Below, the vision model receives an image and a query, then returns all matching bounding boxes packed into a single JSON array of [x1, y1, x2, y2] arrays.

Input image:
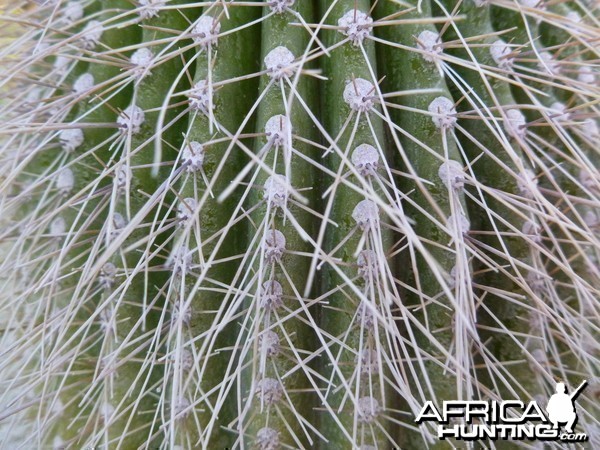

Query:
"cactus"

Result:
[[0, 0, 598, 448]]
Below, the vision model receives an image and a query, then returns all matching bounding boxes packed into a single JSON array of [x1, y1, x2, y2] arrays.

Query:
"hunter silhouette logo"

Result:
[[415, 380, 589, 442], [546, 380, 586, 434]]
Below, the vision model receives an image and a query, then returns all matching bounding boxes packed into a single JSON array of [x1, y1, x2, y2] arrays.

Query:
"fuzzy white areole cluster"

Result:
[[173, 396, 191, 419], [438, 160, 465, 191], [566, 11, 582, 24], [110, 212, 127, 239], [192, 15, 220, 48], [357, 396, 381, 423], [188, 80, 212, 113], [256, 427, 280, 450], [264, 46, 296, 80], [73, 73, 94, 95], [172, 300, 192, 326], [581, 118, 599, 137], [417, 30, 443, 62], [356, 301, 376, 331], [527, 309, 544, 334], [357, 348, 379, 375], [584, 211, 599, 229], [264, 174, 290, 209], [262, 229, 286, 263], [169, 245, 193, 275], [503, 108, 527, 139], [118, 105, 145, 134], [357, 249, 378, 282], [49, 216, 66, 237], [352, 199, 379, 231], [259, 330, 280, 357], [448, 264, 459, 290], [352, 144, 379, 177], [527, 348, 549, 374], [538, 51, 560, 75], [100, 402, 115, 423], [22, 89, 42, 114], [428, 97, 457, 130], [265, 114, 291, 146], [519, 0, 542, 8], [52, 436, 65, 450], [260, 280, 284, 312], [177, 198, 197, 225], [80, 20, 104, 50], [181, 141, 205, 173], [577, 65, 595, 84], [517, 168, 539, 199], [255, 378, 283, 405], [56, 168, 74, 195], [137, 0, 166, 20], [115, 165, 132, 192], [548, 102, 570, 122], [53, 55, 70, 73], [579, 168, 598, 192], [490, 39, 515, 70], [59, 128, 84, 153], [98, 262, 117, 289], [130, 48, 154, 79], [178, 348, 194, 373], [522, 220, 542, 244], [337, 9, 373, 46], [268, 0, 294, 14], [446, 212, 470, 237], [64, 1, 84, 23], [343, 78, 376, 112]]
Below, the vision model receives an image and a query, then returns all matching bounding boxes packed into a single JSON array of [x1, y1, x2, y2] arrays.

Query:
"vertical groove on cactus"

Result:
[[1, 0, 598, 448]]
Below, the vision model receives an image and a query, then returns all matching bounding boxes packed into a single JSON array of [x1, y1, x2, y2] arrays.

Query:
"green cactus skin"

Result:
[[107, 3, 203, 447], [26, 2, 142, 447], [374, 0, 475, 447], [0, 0, 598, 449], [236, 1, 321, 448], [172, 3, 261, 448], [432, 7, 555, 434], [316, 0, 403, 446]]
